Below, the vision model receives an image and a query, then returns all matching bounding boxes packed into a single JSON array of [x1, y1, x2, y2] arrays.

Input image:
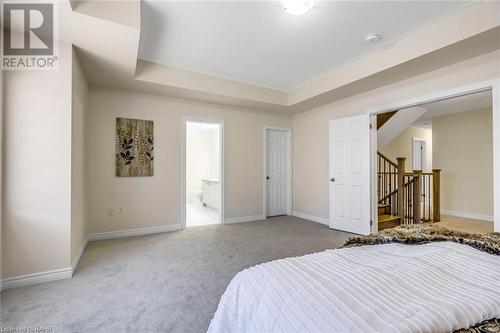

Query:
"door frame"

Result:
[[412, 137, 427, 171], [367, 78, 500, 233], [181, 117, 225, 229], [263, 126, 292, 218]]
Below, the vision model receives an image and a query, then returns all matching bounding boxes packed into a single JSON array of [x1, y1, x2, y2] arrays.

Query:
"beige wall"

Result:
[[87, 88, 291, 234], [433, 108, 493, 217], [71, 48, 89, 268], [292, 50, 500, 220], [3, 43, 73, 278], [1, 66, 3, 281], [380, 126, 432, 171]]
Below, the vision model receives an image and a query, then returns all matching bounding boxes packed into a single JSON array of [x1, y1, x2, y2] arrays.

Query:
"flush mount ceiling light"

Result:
[[283, 0, 314, 15], [365, 33, 381, 45]]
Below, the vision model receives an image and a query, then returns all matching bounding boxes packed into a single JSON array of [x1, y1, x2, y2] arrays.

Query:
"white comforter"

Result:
[[208, 242, 500, 333]]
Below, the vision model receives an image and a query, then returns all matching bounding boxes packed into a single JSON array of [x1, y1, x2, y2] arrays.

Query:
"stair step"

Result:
[[378, 204, 390, 215], [378, 214, 400, 230]]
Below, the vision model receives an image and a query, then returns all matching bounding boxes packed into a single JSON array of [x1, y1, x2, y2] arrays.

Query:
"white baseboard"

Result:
[[1, 267, 72, 291], [88, 224, 183, 241], [441, 210, 493, 222], [293, 211, 329, 225], [72, 238, 88, 275], [224, 215, 265, 224]]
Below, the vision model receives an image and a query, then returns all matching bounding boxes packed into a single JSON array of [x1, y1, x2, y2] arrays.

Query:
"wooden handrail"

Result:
[[378, 176, 415, 203], [377, 151, 398, 168], [377, 151, 441, 225]]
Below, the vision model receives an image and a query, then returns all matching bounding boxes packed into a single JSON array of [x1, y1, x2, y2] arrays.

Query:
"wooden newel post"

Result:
[[413, 170, 422, 224], [397, 158, 406, 222], [432, 169, 441, 222]]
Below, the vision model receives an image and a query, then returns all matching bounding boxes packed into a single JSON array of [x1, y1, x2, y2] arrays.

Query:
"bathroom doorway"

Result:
[[182, 119, 224, 227]]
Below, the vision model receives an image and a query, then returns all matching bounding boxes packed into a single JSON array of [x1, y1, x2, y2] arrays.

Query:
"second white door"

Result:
[[412, 139, 426, 170], [267, 129, 288, 217]]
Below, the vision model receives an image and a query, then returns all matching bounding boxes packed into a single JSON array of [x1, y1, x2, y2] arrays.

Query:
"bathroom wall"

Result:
[[186, 125, 220, 195]]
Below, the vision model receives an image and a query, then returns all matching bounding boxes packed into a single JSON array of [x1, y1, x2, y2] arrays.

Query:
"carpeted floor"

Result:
[[1, 216, 352, 333]]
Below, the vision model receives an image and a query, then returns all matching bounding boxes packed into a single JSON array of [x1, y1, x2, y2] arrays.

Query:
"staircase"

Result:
[[377, 152, 441, 231], [378, 203, 400, 230]]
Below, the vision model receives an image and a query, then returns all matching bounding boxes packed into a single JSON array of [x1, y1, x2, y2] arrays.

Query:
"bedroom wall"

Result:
[[87, 88, 291, 234], [379, 126, 433, 172], [292, 49, 500, 221], [2, 42, 73, 279], [433, 108, 493, 219], [0, 67, 3, 283], [71, 48, 89, 269]]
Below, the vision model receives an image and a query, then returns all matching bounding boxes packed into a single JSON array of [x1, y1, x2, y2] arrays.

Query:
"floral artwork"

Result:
[[115, 118, 154, 177]]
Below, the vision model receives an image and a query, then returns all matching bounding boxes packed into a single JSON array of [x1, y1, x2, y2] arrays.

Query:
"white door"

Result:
[[412, 139, 426, 170], [329, 115, 371, 235], [267, 129, 288, 217]]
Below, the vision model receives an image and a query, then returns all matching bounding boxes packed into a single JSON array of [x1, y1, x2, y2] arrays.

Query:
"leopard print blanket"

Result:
[[343, 224, 499, 255]]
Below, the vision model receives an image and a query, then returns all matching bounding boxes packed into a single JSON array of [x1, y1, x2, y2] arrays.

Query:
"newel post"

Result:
[[397, 158, 406, 223], [413, 170, 422, 224], [432, 169, 441, 222]]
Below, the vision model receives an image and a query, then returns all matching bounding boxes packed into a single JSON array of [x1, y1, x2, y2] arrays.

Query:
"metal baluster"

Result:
[[388, 165, 392, 211]]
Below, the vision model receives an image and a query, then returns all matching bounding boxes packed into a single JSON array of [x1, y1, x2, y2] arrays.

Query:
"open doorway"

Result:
[[375, 89, 495, 234], [183, 119, 223, 227]]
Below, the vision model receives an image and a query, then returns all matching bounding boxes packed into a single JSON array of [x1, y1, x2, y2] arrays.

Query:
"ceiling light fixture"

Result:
[[365, 33, 381, 45], [283, 0, 314, 15]]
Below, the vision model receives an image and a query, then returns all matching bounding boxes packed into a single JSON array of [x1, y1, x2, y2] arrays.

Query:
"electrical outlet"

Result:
[[118, 208, 123, 215], [107, 209, 115, 217]]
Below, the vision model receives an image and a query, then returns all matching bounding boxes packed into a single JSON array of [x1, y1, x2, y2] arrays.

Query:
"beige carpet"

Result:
[[433, 214, 494, 234], [1, 216, 353, 333]]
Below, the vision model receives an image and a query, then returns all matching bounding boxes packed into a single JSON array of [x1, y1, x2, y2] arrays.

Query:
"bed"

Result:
[[208, 226, 500, 333]]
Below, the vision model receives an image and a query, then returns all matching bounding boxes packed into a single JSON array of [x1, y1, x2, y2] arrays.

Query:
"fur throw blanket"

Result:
[[343, 225, 500, 332], [343, 224, 499, 255]]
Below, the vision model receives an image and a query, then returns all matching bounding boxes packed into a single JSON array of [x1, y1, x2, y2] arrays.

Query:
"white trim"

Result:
[[368, 78, 500, 234], [263, 126, 293, 218], [181, 117, 225, 228], [369, 115, 379, 234], [441, 210, 494, 222], [492, 84, 500, 232], [224, 215, 265, 224], [293, 211, 329, 225], [71, 238, 88, 275], [366, 79, 500, 115], [88, 224, 182, 241], [1, 267, 72, 290]]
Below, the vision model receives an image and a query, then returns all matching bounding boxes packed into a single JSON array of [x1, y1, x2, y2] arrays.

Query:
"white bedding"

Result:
[[208, 242, 500, 333]]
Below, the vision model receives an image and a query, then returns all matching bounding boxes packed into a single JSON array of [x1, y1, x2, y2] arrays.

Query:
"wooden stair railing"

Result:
[[377, 152, 441, 225], [377, 152, 399, 216]]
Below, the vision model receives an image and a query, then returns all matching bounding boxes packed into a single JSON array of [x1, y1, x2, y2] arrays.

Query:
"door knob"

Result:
[[330, 178, 335, 182], [266, 176, 270, 180]]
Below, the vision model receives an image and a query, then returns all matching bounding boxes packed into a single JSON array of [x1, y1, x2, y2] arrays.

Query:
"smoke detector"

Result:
[[283, 1, 314, 15], [365, 33, 381, 45]]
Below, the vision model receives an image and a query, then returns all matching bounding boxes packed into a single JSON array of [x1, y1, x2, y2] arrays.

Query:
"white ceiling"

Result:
[[412, 90, 492, 129], [139, 1, 474, 91]]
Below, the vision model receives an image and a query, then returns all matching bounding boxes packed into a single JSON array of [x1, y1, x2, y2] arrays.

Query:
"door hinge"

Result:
[[369, 124, 373, 129], [370, 220, 373, 226]]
